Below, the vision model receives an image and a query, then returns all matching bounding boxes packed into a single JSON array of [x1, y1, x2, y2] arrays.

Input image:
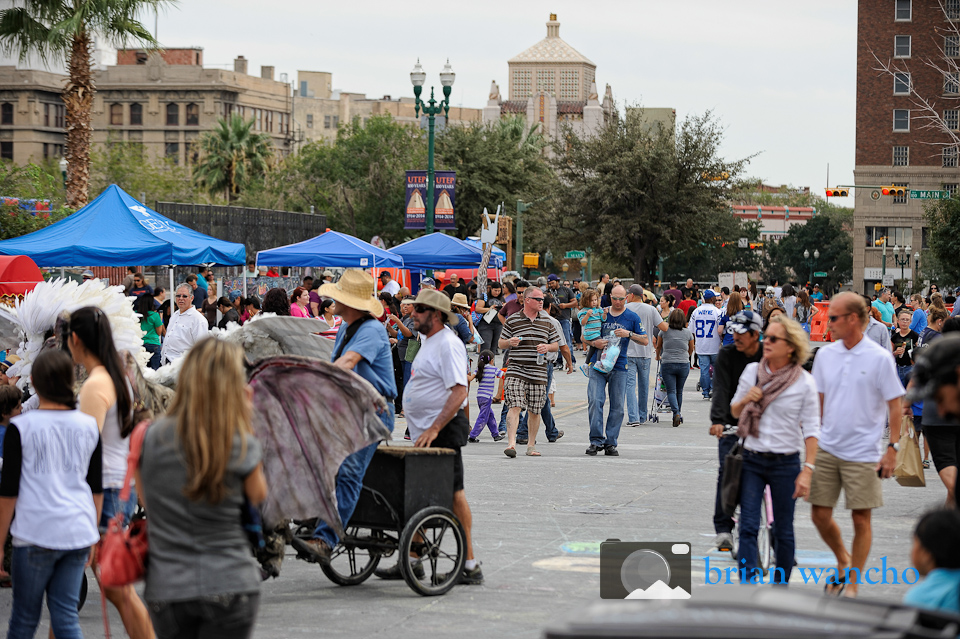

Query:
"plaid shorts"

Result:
[[504, 376, 547, 412]]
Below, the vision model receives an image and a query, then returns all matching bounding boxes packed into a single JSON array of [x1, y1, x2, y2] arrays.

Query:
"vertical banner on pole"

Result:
[[404, 170, 456, 230]]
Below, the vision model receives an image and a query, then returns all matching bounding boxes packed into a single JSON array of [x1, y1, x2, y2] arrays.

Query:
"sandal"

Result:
[[824, 574, 847, 597], [526, 447, 541, 457], [922, 459, 930, 469], [504, 447, 517, 458]]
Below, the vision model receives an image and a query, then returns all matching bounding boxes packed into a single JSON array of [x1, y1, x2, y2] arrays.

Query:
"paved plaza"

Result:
[[2, 362, 945, 638]]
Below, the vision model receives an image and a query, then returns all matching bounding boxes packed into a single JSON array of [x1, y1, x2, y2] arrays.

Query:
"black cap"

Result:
[[907, 334, 960, 403]]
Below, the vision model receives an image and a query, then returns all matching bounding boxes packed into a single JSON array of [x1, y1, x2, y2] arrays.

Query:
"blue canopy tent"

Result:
[[390, 233, 503, 270], [461, 236, 506, 263], [256, 230, 404, 269], [0, 184, 245, 266]]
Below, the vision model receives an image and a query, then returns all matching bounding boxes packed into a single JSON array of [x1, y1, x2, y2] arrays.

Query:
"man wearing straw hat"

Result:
[[292, 269, 397, 565], [374, 288, 482, 584]]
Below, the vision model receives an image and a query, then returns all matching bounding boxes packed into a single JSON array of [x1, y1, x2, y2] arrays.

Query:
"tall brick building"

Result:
[[854, 0, 960, 293]]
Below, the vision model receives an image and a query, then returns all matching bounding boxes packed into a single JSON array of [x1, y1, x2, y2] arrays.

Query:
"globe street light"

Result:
[[893, 244, 912, 282], [803, 249, 820, 285], [410, 59, 455, 234]]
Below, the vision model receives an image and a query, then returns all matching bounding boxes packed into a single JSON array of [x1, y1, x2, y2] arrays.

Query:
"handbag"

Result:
[[894, 415, 926, 487], [97, 420, 150, 588], [720, 440, 744, 517]]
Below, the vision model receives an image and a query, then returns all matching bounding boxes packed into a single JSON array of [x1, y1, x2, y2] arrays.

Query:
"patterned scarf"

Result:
[[737, 358, 803, 439]]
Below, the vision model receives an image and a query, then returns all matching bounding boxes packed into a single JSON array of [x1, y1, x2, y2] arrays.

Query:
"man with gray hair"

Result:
[[161, 283, 209, 364], [625, 284, 668, 426]]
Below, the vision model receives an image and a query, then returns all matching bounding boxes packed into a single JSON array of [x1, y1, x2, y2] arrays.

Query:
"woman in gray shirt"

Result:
[[656, 309, 695, 427], [138, 338, 268, 639]]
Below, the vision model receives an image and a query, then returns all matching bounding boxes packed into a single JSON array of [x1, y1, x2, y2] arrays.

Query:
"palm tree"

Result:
[[193, 114, 273, 202], [0, 0, 171, 209]]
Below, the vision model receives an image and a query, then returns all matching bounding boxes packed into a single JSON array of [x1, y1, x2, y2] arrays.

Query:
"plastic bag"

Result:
[[592, 328, 621, 374]]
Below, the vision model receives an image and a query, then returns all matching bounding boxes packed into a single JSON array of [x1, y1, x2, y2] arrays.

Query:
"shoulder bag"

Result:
[[720, 439, 744, 517]]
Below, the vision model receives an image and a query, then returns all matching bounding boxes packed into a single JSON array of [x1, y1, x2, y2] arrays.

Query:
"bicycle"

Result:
[[730, 484, 774, 575]]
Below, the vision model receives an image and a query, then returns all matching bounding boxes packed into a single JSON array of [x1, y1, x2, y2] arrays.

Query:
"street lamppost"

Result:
[[579, 256, 587, 282], [410, 59, 455, 235], [803, 249, 820, 285], [892, 244, 912, 282], [58, 156, 67, 189], [914, 251, 920, 289]]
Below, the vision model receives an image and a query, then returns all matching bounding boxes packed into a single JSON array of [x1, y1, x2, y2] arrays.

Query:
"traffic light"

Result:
[[881, 186, 905, 197], [824, 188, 849, 197], [700, 171, 730, 181], [748, 242, 764, 250]]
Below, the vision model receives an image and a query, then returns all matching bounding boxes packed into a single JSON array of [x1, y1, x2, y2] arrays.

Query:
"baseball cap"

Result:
[[727, 310, 762, 334], [81, 269, 96, 280], [703, 289, 717, 300], [906, 334, 960, 403], [322, 270, 335, 278], [547, 274, 560, 282], [420, 277, 436, 287], [628, 284, 644, 297]]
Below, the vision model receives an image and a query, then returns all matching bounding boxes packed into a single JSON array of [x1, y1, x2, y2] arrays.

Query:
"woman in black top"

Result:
[[891, 309, 920, 388]]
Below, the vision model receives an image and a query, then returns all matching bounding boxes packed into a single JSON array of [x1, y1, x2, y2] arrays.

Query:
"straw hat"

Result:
[[317, 269, 384, 316], [413, 289, 459, 326], [450, 293, 471, 310]]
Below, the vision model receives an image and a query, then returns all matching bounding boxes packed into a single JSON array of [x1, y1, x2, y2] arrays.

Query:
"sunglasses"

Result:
[[611, 296, 626, 301], [413, 304, 437, 314], [175, 294, 191, 299], [527, 297, 544, 302], [765, 335, 787, 345], [828, 312, 852, 322]]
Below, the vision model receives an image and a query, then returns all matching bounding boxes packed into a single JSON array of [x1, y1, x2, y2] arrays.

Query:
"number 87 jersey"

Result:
[[690, 304, 722, 356]]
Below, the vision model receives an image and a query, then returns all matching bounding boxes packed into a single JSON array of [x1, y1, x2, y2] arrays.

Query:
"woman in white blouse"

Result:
[[730, 314, 820, 585]]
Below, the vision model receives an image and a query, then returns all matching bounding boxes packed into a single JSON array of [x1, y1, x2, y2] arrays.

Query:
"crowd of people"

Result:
[[0, 264, 958, 638]]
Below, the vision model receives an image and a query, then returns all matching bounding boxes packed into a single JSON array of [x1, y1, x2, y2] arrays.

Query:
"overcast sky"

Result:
[[147, 1, 857, 204]]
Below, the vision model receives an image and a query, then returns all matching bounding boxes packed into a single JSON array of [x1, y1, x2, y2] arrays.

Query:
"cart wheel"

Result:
[[399, 507, 466, 596], [319, 527, 382, 586], [730, 505, 740, 562], [77, 572, 87, 611]]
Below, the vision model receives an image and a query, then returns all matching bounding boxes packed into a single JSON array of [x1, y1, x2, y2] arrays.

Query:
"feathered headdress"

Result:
[[0, 278, 147, 389]]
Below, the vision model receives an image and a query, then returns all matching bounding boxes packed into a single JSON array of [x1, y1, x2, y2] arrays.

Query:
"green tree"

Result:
[[0, 0, 172, 209], [544, 107, 752, 283], [436, 116, 550, 237], [763, 210, 853, 292], [0, 161, 72, 239], [193, 115, 273, 202], [663, 217, 764, 282], [923, 197, 960, 284], [90, 142, 200, 205]]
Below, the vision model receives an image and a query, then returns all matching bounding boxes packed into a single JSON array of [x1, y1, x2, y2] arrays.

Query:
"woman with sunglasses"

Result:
[[730, 315, 819, 584]]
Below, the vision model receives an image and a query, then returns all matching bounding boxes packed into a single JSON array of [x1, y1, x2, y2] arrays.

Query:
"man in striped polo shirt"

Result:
[[499, 287, 560, 458]]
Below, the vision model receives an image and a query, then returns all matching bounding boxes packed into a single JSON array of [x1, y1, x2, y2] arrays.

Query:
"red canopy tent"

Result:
[[0, 255, 43, 297]]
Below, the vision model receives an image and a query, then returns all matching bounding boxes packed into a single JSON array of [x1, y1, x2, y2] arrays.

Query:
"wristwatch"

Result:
[[803, 462, 816, 471], [888, 442, 900, 452]]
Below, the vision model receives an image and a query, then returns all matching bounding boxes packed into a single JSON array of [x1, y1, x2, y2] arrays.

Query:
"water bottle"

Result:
[[537, 350, 545, 365]]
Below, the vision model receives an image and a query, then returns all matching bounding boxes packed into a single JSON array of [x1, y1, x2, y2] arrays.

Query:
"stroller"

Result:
[[648, 360, 673, 423]]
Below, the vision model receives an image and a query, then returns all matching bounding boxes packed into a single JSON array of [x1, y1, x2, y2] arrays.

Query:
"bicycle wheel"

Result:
[[757, 494, 772, 574], [729, 505, 740, 562], [399, 507, 466, 596], [319, 527, 383, 586]]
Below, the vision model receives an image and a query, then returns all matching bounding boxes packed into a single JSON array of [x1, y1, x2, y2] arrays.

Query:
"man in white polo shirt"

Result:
[[809, 292, 904, 598]]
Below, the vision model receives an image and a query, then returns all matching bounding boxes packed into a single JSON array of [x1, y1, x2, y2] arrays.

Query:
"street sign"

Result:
[[909, 190, 949, 200], [882, 274, 895, 286], [564, 250, 586, 259], [813, 271, 828, 278], [737, 237, 748, 249]]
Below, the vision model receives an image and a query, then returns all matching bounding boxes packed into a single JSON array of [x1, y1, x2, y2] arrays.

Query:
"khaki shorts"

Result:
[[808, 447, 883, 510], [504, 376, 547, 413]]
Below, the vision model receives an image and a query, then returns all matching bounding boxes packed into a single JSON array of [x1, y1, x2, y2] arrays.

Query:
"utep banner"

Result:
[[404, 170, 456, 230]]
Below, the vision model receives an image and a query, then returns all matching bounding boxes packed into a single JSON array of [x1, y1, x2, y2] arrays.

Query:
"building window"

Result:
[[185, 103, 199, 126], [164, 142, 179, 164], [55, 104, 64, 128], [166, 103, 179, 126], [332, 115, 339, 128], [893, 109, 910, 131], [109, 103, 122, 126], [944, 146, 958, 167], [306, 114, 313, 128], [129, 102, 142, 126], [43, 103, 49, 126], [560, 69, 579, 100], [265, 110, 273, 133], [946, 73, 960, 94], [0, 141, 12, 160], [512, 68, 532, 99], [948, 36, 960, 57], [893, 182, 908, 204], [185, 141, 198, 164], [894, 72, 910, 94], [895, 35, 912, 57], [324, 115, 331, 129], [0, 103, 12, 125], [536, 69, 555, 95], [944, 183, 959, 198], [948, 0, 960, 19], [893, 145, 909, 165], [947, 109, 959, 130], [866, 226, 913, 247], [896, 0, 911, 20]]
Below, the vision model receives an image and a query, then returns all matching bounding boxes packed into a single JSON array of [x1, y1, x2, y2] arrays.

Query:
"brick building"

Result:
[[853, 0, 960, 293]]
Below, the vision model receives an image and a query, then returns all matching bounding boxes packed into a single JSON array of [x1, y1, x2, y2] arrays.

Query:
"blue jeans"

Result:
[[738, 450, 801, 584], [587, 366, 627, 447], [517, 362, 558, 441], [661, 362, 690, 416], [313, 405, 394, 547], [100, 486, 139, 532], [144, 343, 161, 370], [625, 356, 651, 423], [559, 319, 575, 364], [698, 352, 717, 397], [714, 435, 738, 534], [402, 361, 412, 391], [8, 545, 88, 639], [897, 365, 912, 389], [148, 592, 260, 639]]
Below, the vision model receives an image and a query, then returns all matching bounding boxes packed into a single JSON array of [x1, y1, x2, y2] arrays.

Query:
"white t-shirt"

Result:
[[381, 280, 400, 296], [732, 363, 820, 454], [690, 305, 722, 355], [812, 336, 904, 462], [625, 301, 662, 358], [402, 327, 469, 441]]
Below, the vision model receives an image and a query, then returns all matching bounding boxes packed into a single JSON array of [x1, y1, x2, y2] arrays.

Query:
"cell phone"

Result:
[[877, 468, 884, 478]]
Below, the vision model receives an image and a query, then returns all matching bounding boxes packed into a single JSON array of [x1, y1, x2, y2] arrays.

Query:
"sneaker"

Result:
[[468, 437, 480, 443], [672, 413, 681, 428], [604, 445, 619, 456], [374, 559, 424, 580], [403, 430, 411, 441], [493, 434, 506, 442], [626, 421, 641, 428], [517, 438, 528, 445], [714, 532, 734, 552], [579, 364, 590, 378], [291, 537, 332, 564], [585, 444, 601, 456], [437, 562, 484, 586]]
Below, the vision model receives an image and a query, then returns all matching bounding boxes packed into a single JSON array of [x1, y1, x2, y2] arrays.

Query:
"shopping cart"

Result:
[[648, 360, 673, 423]]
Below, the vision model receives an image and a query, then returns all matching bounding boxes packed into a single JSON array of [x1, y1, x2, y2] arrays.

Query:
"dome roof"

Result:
[[508, 16, 595, 66]]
